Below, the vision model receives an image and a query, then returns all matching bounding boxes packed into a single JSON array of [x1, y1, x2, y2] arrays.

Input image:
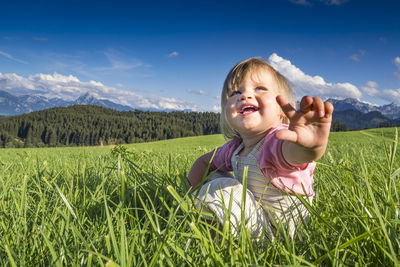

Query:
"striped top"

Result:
[[231, 139, 292, 213], [211, 125, 316, 196]]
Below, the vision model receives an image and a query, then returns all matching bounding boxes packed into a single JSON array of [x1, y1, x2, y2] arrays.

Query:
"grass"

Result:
[[0, 129, 399, 266]]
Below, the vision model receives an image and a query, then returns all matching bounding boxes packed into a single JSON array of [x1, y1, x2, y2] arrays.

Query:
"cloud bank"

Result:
[[268, 53, 400, 104], [0, 72, 201, 111], [268, 53, 362, 99], [365, 57, 400, 104], [2, 53, 400, 112], [361, 81, 400, 104]]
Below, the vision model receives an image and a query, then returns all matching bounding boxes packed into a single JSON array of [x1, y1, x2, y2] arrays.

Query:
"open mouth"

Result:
[[239, 104, 259, 115]]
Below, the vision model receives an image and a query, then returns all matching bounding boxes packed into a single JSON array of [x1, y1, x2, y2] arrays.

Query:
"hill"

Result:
[[0, 105, 220, 148], [327, 98, 400, 119], [333, 109, 399, 129], [1, 101, 392, 148], [327, 99, 400, 129], [0, 90, 134, 116]]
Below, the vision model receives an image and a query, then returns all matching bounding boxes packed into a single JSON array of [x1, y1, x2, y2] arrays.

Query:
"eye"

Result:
[[229, 90, 241, 97], [256, 86, 268, 91]]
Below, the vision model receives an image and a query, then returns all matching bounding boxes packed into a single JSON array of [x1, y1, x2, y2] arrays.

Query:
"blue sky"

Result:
[[0, 0, 399, 111]]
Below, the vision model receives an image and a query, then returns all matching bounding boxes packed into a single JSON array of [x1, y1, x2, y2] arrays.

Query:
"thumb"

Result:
[[275, 129, 298, 143]]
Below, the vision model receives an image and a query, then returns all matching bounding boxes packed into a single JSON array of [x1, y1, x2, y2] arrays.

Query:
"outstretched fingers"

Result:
[[310, 97, 325, 117], [324, 101, 334, 118], [276, 95, 296, 119], [300, 96, 333, 118], [299, 95, 313, 114], [277, 95, 334, 127]]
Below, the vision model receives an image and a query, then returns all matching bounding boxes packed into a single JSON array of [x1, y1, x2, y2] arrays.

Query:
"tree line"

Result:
[[0, 104, 349, 148], [0, 105, 220, 148]]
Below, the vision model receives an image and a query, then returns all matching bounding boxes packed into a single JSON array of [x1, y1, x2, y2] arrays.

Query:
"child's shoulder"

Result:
[[264, 124, 288, 141], [221, 137, 242, 150], [259, 124, 288, 157]]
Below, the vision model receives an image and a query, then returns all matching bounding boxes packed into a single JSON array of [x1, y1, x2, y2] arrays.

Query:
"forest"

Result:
[[0, 105, 220, 148], [0, 104, 349, 148]]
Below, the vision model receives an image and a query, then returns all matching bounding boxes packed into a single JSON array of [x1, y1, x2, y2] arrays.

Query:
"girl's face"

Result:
[[225, 68, 283, 139]]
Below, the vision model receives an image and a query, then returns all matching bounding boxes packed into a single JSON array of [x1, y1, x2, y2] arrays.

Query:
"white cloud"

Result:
[[362, 57, 400, 104], [381, 88, 400, 104], [349, 54, 360, 62], [360, 80, 400, 104], [268, 53, 362, 99], [349, 50, 366, 62], [34, 37, 48, 42], [94, 49, 144, 71], [0, 50, 28, 64], [0, 72, 202, 111], [211, 105, 220, 112], [289, 0, 348, 6], [167, 51, 179, 58], [89, 49, 144, 73], [289, 0, 312, 6], [395, 57, 400, 66], [323, 0, 348, 5], [394, 56, 400, 80], [186, 89, 208, 95], [361, 81, 379, 96], [267, 53, 400, 104]]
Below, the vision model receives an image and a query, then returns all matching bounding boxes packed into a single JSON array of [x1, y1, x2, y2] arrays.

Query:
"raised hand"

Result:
[[275, 95, 334, 164]]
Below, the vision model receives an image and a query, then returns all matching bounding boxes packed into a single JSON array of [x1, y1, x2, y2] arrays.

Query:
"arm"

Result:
[[187, 151, 213, 188], [276, 95, 334, 166]]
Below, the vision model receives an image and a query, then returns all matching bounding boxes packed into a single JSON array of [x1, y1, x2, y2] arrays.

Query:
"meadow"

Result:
[[0, 128, 399, 266]]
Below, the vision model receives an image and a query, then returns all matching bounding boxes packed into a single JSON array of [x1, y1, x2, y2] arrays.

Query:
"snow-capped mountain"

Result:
[[0, 90, 133, 116], [327, 98, 400, 119], [378, 103, 400, 119], [1, 91, 399, 121], [327, 98, 377, 113], [74, 92, 133, 111]]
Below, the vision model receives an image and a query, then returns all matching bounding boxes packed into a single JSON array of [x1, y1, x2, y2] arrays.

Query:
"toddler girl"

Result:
[[188, 57, 333, 240]]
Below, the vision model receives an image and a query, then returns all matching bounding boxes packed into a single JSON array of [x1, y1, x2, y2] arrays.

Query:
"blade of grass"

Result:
[[55, 184, 77, 220], [360, 153, 399, 265], [314, 226, 381, 265], [4, 244, 18, 267], [103, 194, 120, 260]]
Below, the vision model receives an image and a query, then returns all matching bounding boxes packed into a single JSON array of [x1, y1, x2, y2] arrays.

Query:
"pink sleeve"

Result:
[[210, 138, 241, 172], [258, 125, 316, 196]]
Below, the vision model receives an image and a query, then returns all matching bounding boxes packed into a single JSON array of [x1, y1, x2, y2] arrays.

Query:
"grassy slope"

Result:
[[0, 128, 399, 265]]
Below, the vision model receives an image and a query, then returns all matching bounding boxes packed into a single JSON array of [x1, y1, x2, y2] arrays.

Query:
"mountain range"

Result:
[[1, 90, 400, 129], [326, 98, 400, 129], [326, 98, 400, 120], [0, 90, 133, 116]]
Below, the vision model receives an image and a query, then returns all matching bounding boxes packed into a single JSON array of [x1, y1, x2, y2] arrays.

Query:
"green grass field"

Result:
[[0, 128, 399, 266]]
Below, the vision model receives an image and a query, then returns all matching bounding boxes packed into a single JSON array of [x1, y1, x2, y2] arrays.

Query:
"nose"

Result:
[[240, 88, 253, 100]]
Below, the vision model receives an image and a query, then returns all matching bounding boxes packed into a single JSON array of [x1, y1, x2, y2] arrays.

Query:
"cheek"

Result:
[[223, 107, 235, 129], [264, 102, 283, 119], [225, 100, 236, 114]]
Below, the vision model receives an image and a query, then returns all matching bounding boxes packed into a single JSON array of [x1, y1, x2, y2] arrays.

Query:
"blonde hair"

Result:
[[220, 57, 295, 140]]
